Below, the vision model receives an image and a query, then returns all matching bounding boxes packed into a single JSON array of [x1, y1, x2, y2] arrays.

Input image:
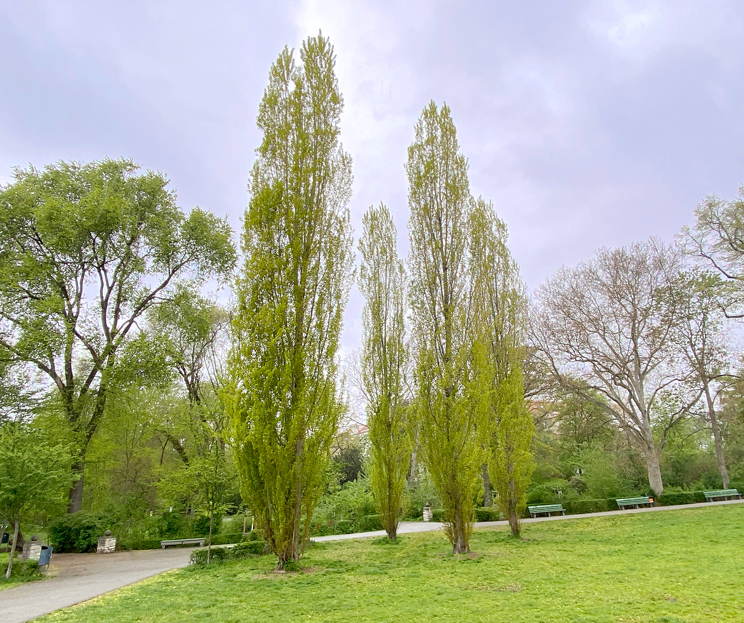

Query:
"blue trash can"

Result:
[[38, 545, 53, 567]]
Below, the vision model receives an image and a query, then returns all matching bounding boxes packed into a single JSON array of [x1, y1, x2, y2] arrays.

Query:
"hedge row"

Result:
[[189, 539, 269, 566]]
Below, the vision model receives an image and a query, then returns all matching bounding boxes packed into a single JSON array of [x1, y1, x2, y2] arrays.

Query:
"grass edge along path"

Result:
[[39, 504, 744, 623]]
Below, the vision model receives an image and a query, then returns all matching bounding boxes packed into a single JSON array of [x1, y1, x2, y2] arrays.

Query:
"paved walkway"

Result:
[[0, 547, 195, 623], [1, 498, 742, 622], [312, 497, 744, 541]]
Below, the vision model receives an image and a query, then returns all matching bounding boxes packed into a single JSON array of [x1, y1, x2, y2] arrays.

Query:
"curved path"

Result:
[[2, 498, 742, 622]]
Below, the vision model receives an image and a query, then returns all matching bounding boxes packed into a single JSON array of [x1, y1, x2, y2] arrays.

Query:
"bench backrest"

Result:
[[704, 489, 739, 496], [616, 497, 651, 504], [528, 504, 564, 512]]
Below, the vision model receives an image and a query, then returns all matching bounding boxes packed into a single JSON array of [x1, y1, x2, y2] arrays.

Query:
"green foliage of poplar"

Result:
[[407, 101, 489, 554], [226, 34, 354, 570], [358, 203, 411, 540], [470, 200, 534, 537], [489, 366, 535, 537]]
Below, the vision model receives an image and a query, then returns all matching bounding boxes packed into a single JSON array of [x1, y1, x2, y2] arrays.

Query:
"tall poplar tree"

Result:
[[359, 203, 410, 540], [470, 199, 534, 537], [407, 101, 488, 554], [227, 34, 354, 570]]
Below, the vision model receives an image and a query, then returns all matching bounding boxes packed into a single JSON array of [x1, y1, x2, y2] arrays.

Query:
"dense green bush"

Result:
[[4, 559, 42, 580], [562, 498, 614, 514], [474, 507, 501, 522], [119, 537, 163, 550], [232, 539, 268, 556], [206, 532, 242, 546], [189, 533, 269, 566], [189, 547, 230, 566], [49, 512, 113, 553], [356, 514, 383, 532], [656, 491, 706, 506], [430, 509, 445, 522], [192, 514, 221, 536], [526, 480, 572, 504]]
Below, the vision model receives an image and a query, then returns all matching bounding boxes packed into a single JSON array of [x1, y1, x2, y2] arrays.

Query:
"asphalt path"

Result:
[[0, 547, 195, 623], [1, 498, 742, 622]]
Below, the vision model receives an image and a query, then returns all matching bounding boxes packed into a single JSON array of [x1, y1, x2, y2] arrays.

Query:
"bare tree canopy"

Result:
[[530, 239, 692, 496], [683, 186, 744, 318]]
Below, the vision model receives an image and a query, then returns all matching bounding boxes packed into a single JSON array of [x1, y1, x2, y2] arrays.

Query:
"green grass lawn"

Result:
[[42, 505, 744, 623]]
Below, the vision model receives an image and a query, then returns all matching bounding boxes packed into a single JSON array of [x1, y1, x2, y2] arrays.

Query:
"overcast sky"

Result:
[[2, 0, 744, 365]]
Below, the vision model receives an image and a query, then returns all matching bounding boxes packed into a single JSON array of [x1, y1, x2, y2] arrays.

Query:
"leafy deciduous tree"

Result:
[[0, 421, 74, 578], [0, 159, 236, 512], [530, 240, 689, 497]]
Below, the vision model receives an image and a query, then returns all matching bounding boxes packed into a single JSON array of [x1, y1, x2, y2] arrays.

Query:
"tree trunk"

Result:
[[207, 510, 213, 565], [385, 477, 398, 540], [508, 509, 520, 538], [482, 464, 492, 507], [705, 387, 730, 489], [5, 521, 19, 579], [508, 478, 521, 537], [67, 464, 85, 513], [451, 508, 470, 554], [644, 444, 664, 498]]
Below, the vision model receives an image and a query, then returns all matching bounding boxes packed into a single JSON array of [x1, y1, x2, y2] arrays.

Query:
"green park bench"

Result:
[[527, 504, 566, 518], [160, 537, 205, 549], [616, 496, 653, 509], [703, 489, 742, 502]]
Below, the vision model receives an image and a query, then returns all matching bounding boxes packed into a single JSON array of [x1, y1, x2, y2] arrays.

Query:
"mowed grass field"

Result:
[[42, 504, 743, 623]]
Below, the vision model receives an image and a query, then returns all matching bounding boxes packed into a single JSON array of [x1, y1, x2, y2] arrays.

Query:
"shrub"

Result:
[[189, 535, 269, 566], [430, 509, 445, 522], [192, 514, 221, 536], [526, 480, 571, 504], [189, 547, 229, 566], [159, 511, 184, 538], [656, 491, 706, 506], [562, 498, 614, 515], [6, 559, 42, 580], [206, 532, 242, 546], [119, 537, 163, 551], [474, 507, 501, 522], [49, 512, 113, 553], [232, 540, 268, 557], [356, 514, 383, 532]]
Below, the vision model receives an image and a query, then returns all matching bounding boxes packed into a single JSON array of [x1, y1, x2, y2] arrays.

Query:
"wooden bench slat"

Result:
[[616, 496, 653, 509], [160, 537, 206, 549], [703, 489, 741, 501], [527, 504, 566, 518]]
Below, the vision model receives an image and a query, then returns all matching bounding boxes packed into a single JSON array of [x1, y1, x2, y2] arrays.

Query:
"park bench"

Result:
[[160, 537, 205, 549], [616, 496, 653, 509], [528, 504, 566, 518], [703, 489, 742, 502]]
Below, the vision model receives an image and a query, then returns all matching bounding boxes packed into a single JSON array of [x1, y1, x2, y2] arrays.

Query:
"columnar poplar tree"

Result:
[[227, 34, 354, 570], [407, 101, 488, 554], [359, 203, 410, 540], [470, 200, 534, 537]]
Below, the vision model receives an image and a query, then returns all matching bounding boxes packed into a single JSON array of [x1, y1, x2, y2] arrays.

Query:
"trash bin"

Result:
[[38, 545, 53, 568], [1, 532, 8, 544]]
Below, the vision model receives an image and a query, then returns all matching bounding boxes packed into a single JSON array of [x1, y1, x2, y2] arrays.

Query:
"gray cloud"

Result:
[[3, 0, 744, 374]]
